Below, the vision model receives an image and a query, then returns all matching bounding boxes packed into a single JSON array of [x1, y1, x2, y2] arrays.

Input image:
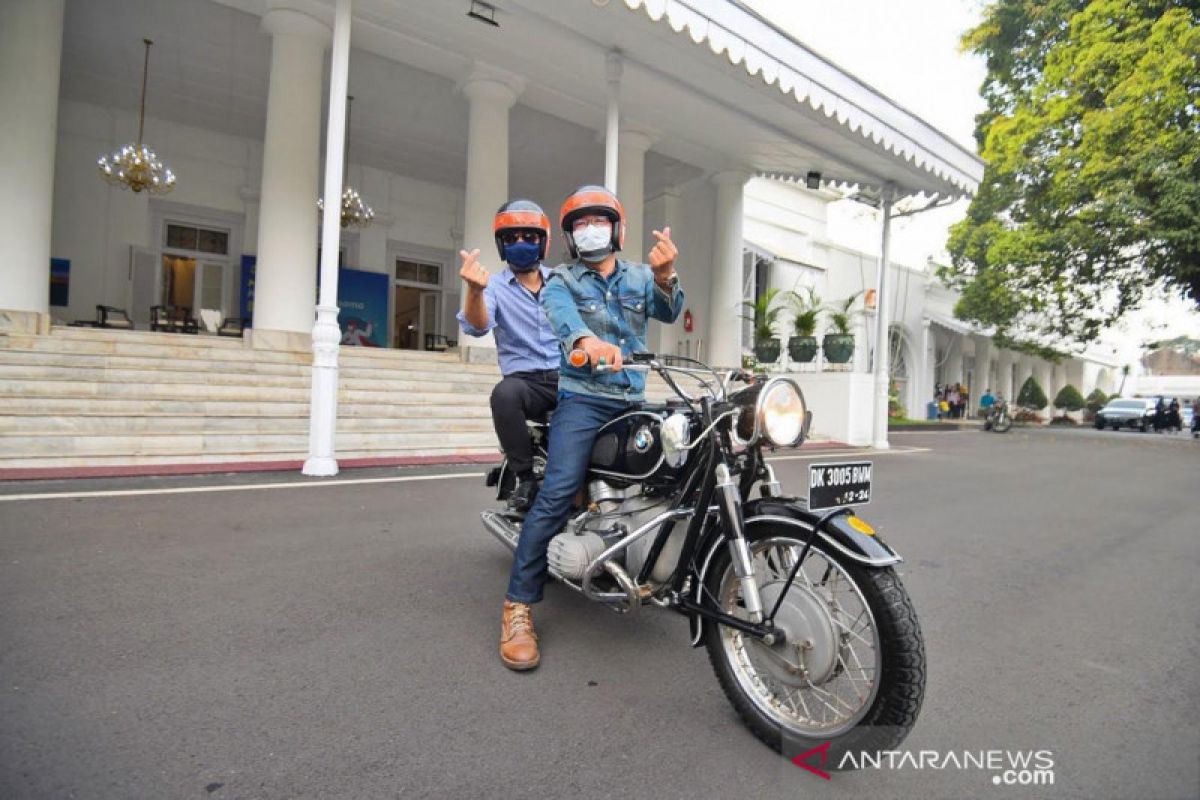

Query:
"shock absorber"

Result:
[[715, 461, 764, 623]]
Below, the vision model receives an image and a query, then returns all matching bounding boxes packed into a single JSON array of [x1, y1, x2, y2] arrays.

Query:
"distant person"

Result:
[[1153, 397, 1167, 432], [1167, 398, 1182, 432], [980, 388, 996, 416]]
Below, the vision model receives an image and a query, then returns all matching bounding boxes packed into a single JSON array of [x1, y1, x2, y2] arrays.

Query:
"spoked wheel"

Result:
[[703, 532, 925, 763], [992, 413, 1012, 433]]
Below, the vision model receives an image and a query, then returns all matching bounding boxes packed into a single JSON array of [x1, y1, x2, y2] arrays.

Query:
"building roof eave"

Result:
[[622, 0, 984, 196]]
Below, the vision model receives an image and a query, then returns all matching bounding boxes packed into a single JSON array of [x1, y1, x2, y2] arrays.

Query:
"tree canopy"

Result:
[[943, 0, 1200, 348]]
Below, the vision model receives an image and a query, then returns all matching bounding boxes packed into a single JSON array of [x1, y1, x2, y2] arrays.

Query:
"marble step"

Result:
[[0, 396, 490, 418], [0, 379, 498, 404], [0, 413, 495, 435], [3, 331, 482, 369], [0, 430, 500, 459], [0, 363, 503, 393], [0, 347, 503, 379], [0, 446, 500, 470]]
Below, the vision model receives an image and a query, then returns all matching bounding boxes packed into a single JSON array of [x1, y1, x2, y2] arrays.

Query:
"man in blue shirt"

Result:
[[498, 185, 684, 671], [457, 200, 560, 512]]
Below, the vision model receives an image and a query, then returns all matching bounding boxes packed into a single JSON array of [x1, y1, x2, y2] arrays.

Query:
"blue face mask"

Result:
[[503, 240, 541, 271]]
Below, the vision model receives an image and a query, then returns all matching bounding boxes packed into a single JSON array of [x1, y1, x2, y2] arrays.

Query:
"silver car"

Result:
[[1094, 398, 1156, 432]]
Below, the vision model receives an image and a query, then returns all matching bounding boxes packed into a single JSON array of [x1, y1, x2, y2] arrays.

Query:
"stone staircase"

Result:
[[0, 326, 505, 473]]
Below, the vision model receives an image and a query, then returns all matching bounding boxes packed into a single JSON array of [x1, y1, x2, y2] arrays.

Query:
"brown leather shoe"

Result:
[[500, 599, 540, 671]]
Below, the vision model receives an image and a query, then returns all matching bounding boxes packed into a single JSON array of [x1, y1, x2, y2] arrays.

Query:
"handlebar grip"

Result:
[[568, 348, 648, 374]]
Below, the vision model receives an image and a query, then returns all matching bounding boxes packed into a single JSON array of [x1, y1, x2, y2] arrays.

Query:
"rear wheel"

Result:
[[703, 530, 925, 763]]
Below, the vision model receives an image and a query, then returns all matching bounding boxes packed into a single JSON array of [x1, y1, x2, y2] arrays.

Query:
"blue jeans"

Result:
[[506, 392, 632, 604]]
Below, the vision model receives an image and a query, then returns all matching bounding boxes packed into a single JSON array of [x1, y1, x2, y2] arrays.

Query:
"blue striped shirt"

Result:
[[456, 265, 560, 376]]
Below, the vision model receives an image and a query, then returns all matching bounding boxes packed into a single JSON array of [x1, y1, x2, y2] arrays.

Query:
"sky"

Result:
[[742, 0, 1199, 365]]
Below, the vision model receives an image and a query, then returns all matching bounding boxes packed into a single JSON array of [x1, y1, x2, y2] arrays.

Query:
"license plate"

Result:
[[808, 461, 873, 511]]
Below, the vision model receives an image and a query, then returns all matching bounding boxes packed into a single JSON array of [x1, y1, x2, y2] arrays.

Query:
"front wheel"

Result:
[[992, 412, 1012, 433], [703, 531, 925, 763]]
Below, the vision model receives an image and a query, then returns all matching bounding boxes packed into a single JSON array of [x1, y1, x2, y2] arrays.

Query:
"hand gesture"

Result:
[[575, 336, 624, 371], [458, 249, 490, 291], [648, 226, 677, 274]]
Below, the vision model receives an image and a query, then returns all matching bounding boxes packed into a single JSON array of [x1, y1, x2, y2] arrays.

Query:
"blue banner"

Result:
[[49, 258, 70, 307], [337, 268, 389, 347], [239, 254, 256, 324]]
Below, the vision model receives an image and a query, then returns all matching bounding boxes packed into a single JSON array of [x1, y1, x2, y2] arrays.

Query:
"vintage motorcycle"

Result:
[[480, 353, 925, 758], [983, 399, 1012, 433]]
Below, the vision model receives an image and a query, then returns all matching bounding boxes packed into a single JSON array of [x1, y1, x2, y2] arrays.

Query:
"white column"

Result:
[[461, 73, 519, 280], [645, 187, 680, 355], [918, 319, 932, 417], [708, 171, 749, 368], [303, 0, 351, 477], [973, 335, 993, 417], [617, 128, 653, 265], [254, 7, 329, 338], [995, 349, 1013, 401], [871, 188, 896, 449], [604, 52, 622, 192], [0, 0, 64, 319]]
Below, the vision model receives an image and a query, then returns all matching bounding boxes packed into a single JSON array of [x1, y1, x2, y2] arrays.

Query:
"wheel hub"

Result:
[[750, 581, 840, 686]]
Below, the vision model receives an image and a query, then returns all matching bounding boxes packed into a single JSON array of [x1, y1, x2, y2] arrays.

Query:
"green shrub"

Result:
[[1053, 384, 1086, 413], [1085, 388, 1108, 413], [1016, 376, 1049, 410]]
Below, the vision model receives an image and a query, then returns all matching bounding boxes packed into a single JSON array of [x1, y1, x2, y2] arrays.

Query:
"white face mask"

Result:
[[573, 223, 612, 261]]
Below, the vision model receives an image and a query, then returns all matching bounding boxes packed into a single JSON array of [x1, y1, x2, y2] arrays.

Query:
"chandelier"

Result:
[[317, 96, 374, 228], [97, 39, 176, 194]]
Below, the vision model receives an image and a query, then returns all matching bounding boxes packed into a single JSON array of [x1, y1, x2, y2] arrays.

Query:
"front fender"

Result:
[[687, 498, 902, 646], [742, 497, 903, 567]]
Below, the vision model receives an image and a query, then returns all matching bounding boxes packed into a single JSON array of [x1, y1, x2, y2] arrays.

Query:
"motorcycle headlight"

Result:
[[757, 378, 809, 448]]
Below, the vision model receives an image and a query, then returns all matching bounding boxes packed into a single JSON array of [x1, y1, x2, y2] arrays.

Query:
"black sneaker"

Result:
[[508, 477, 538, 512]]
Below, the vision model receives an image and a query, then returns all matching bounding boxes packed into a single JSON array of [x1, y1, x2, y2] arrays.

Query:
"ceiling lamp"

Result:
[[318, 96, 375, 229], [97, 39, 176, 194]]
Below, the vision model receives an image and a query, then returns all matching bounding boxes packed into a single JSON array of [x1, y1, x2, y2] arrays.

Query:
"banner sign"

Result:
[[238, 254, 256, 324], [808, 461, 873, 511], [337, 268, 389, 347], [49, 258, 70, 307]]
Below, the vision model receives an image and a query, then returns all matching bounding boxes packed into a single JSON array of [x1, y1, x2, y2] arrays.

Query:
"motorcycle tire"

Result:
[[992, 414, 1012, 433], [703, 529, 924, 766]]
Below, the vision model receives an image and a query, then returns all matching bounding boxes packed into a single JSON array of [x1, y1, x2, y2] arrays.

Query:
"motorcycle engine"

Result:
[[546, 481, 677, 584]]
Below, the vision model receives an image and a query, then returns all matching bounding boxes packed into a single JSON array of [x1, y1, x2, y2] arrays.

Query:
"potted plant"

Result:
[[822, 291, 862, 364], [787, 286, 820, 363], [741, 287, 785, 365]]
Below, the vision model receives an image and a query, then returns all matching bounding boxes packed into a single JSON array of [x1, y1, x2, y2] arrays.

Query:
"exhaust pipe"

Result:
[[481, 509, 520, 552]]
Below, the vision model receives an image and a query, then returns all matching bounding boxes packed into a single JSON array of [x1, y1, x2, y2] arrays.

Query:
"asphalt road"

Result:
[[0, 427, 1197, 799]]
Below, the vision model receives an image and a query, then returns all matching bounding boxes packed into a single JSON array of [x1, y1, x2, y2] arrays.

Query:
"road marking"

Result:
[[768, 446, 929, 462], [1, 446, 930, 503], [0, 471, 486, 503]]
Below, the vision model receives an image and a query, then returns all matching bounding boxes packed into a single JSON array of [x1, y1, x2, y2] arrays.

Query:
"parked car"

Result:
[[1094, 398, 1156, 432]]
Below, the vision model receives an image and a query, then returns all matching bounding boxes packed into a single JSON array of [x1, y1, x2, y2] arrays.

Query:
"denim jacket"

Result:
[[541, 259, 685, 400]]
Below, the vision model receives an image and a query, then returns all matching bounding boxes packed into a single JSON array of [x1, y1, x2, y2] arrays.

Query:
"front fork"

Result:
[[714, 462, 765, 623]]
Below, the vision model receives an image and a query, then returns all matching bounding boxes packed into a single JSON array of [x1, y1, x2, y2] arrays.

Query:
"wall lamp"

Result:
[[467, 0, 499, 27], [805, 170, 822, 190]]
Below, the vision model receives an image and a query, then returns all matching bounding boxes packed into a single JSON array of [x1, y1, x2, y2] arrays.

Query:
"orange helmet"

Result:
[[493, 199, 551, 261], [559, 185, 624, 259]]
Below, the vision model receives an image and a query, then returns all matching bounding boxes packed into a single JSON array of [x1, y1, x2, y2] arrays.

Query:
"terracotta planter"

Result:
[[822, 333, 855, 364], [754, 338, 781, 364], [788, 336, 818, 363]]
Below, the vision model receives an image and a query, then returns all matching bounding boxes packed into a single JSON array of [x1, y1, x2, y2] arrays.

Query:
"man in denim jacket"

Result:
[[499, 185, 685, 670]]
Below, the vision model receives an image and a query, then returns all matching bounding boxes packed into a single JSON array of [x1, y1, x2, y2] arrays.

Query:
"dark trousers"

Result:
[[491, 370, 558, 476]]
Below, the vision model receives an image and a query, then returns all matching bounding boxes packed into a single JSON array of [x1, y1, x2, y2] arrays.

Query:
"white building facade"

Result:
[[2, 0, 1000, 453]]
